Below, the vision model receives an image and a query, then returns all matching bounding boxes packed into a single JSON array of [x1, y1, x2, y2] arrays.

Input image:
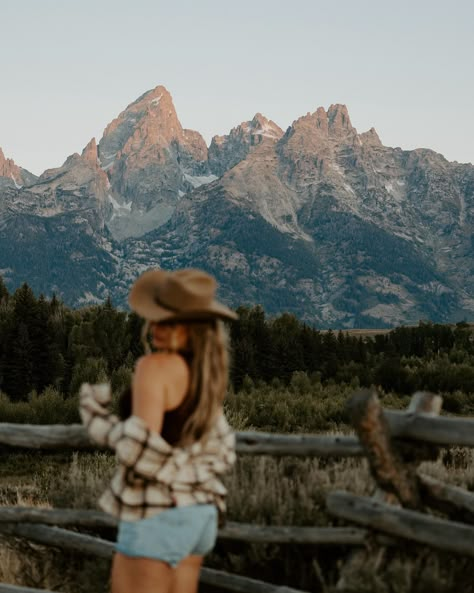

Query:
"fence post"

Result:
[[335, 389, 442, 589]]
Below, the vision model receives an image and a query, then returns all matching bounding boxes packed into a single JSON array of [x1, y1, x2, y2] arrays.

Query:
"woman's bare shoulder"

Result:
[[131, 353, 190, 426], [134, 352, 189, 378]]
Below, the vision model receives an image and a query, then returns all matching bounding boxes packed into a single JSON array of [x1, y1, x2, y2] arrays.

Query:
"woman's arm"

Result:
[[79, 383, 120, 447]]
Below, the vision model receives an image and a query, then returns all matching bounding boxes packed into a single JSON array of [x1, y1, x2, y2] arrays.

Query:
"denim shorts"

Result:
[[115, 504, 218, 567]]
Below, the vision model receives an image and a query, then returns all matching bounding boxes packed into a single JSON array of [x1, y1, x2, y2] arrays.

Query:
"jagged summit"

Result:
[[81, 138, 99, 166], [0, 147, 37, 188], [39, 137, 104, 183], [286, 104, 357, 141], [246, 113, 284, 139], [0, 147, 22, 181], [129, 85, 172, 110], [359, 127, 382, 146], [97, 84, 206, 171], [327, 104, 354, 132], [34, 138, 110, 218], [95, 85, 212, 240], [208, 113, 283, 177]]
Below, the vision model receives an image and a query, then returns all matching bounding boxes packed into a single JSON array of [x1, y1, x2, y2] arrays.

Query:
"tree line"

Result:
[[0, 277, 473, 404]]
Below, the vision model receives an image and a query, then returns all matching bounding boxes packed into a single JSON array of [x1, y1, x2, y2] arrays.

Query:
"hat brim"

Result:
[[128, 270, 238, 322]]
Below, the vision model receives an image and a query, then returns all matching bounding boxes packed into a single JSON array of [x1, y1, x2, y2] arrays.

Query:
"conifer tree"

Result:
[[32, 294, 62, 392], [5, 322, 34, 400], [92, 297, 130, 372]]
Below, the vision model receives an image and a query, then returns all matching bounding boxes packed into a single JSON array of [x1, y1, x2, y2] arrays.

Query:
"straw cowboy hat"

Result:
[[128, 268, 238, 322]]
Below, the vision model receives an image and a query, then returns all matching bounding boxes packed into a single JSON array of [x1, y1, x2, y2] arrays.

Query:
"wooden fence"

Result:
[[0, 389, 474, 592]]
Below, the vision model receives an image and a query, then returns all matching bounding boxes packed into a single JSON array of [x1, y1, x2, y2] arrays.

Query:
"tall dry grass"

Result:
[[1, 446, 473, 592]]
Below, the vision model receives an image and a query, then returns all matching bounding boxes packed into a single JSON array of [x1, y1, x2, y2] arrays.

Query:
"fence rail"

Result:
[[1, 388, 474, 593], [0, 523, 307, 593], [1, 409, 474, 454], [0, 507, 372, 546], [327, 490, 474, 558]]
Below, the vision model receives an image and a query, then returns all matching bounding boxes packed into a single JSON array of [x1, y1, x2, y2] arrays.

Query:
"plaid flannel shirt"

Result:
[[79, 382, 236, 521]]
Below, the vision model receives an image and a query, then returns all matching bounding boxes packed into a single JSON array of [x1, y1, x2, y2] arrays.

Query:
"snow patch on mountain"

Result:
[[108, 195, 133, 221], [184, 173, 218, 188], [10, 174, 22, 190], [150, 94, 163, 106]]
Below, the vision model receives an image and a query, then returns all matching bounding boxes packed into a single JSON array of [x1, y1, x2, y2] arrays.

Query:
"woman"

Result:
[[79, 268, 237, 593]]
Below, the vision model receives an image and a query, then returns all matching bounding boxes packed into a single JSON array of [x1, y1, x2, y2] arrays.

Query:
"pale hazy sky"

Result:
[[2, 0, 473, 175]]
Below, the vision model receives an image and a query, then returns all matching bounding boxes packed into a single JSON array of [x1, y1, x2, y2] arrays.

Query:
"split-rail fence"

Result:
[[0, 389, 474, 593]]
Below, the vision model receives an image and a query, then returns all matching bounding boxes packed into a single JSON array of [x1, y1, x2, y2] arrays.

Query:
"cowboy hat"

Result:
[[128, 268, 238, 322]]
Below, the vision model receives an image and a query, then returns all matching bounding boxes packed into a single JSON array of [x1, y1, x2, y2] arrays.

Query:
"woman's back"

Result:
[[132, 351, 191, 437]]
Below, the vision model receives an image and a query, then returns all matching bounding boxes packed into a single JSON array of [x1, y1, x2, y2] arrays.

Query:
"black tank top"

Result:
[[161, 350, 198, 445]]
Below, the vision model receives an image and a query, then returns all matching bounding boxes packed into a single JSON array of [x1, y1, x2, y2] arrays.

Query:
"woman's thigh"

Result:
[[170, 555, 204, 593], [111, 551, 173, 593]]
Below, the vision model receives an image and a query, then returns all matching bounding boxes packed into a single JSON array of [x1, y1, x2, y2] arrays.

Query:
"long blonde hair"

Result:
[[140, 319, 229, 445]]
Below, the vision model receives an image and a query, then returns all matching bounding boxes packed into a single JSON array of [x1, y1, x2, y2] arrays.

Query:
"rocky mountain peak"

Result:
[[81, 137, 99, 167], [209, 113, 283, 176], [359, 127, 382, 146], [248, 113, 284, 139], [280, 105, 360, 171], [95, 85, 211, 240], [98, 85, 189, 168], [287, 104, 357, 142], [133, 85, 173, 110], [98, 84, 208, 171], [37, 142, 110, 201], [0, 147, 21, 181], [0, 147, 37, 188], [327, 104, 353, 132]]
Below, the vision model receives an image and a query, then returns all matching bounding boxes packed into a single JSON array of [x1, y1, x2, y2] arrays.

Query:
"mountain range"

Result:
[[1, 85, 473, 328]]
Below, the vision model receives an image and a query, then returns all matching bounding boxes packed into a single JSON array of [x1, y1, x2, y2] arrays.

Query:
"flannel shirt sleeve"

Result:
[[79, 382, 120, 447], [79, 382, 175, 476]]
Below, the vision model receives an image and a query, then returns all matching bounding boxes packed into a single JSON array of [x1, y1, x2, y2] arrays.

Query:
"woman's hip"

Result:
[[115, 503, 218, 566]]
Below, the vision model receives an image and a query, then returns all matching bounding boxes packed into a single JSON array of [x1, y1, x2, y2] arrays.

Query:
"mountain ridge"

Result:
[[1, 85, 472, 328]]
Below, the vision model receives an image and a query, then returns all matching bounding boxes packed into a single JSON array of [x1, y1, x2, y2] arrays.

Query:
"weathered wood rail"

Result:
[[1, 408, 474, 453], [1, 389, 474, 593]]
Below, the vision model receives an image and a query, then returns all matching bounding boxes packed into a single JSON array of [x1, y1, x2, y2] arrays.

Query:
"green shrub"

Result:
[[0, 391, 33, 423], [28, 387, 80, 424], [0, 389, 79, 424], [69, 357, 108, 396]]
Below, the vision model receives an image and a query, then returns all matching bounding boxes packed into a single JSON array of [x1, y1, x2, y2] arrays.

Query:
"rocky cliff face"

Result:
[[98, 86, 216, 240], [17, 137, 111, 233], [1, 87, 472, 328], [208, 113, 283, 176]]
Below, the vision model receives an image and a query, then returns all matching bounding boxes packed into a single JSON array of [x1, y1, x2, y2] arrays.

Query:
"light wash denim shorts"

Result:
[[115, 504, 218, 567]]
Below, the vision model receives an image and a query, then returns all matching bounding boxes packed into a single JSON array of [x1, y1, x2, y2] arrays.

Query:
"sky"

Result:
[[2, 0, 473, 175]]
